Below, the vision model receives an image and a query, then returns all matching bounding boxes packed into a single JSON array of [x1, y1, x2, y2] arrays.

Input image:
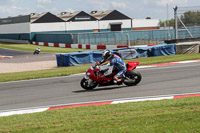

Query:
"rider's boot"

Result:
[[113, 78, 122, 85]]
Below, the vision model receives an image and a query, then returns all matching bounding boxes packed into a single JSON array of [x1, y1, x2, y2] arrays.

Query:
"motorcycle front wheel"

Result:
[[80, 78, 98, 90], [124, 70, 142, 86]]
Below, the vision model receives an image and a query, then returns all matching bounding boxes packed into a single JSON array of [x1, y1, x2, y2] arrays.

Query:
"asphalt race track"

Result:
[[0, 61, 200, 111], [0, 47, 31, 56], [0, 47, 55, 63]]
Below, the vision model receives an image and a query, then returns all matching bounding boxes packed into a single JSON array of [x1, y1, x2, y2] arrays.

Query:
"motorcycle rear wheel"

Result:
[[80, 78, 98, 90], [124, 70, 142, 86]]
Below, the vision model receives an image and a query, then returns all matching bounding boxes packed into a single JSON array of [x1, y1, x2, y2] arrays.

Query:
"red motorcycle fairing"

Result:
[[86, 66, 116, 84], [126, 62, 140, 73]]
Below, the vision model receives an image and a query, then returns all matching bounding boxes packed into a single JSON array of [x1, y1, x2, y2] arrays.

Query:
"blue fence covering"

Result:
[[56, 44, 176, 67], [134, 43, 176, 58], [134, 47, 149, 58], [151, 43, 176, 56], [92, 50, 104, 62], [56, 51, 93, 66]]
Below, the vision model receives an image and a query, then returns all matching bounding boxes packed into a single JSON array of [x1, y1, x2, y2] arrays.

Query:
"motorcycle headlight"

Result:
[[85, 75, 89, 79], [87, 72, 91, 76]]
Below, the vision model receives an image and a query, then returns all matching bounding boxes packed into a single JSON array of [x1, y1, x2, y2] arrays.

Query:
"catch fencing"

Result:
[[174, 6, 200, 39], [74, 30, 174, 46], [73, 27, 200, 46]]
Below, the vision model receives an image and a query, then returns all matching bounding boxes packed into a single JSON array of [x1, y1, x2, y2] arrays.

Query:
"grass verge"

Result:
[[0, 43, 88, 53], [0, 53, 200, 82], [0, 96, 200, 132]]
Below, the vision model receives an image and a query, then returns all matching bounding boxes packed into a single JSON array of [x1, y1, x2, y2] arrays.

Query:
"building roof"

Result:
[[89, 10, 113, 20], [56, 11, 81, 21], [31, 12, 64, 23], [89, 10, 130, 20], [30, 12, 48, 23], [56, 11, 97, 22], [0, 15, 30, 25], [0, 9, 131, 24]]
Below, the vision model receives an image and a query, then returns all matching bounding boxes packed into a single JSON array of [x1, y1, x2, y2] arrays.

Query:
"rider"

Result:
[[96, 49, 127, 84]]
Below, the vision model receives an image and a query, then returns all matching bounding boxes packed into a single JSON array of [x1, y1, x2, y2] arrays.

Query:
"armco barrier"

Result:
[[56, 44, 176, 67]]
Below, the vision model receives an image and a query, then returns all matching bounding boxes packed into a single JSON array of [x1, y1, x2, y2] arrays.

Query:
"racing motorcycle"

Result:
[[80, 61, 142, 90], [33, 48, 40, 55]]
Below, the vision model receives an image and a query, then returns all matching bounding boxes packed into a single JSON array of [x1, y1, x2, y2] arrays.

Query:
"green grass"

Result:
[[0, 96, 200, 132], [0, 43, 88, 53], [0, 43, 200, 82]]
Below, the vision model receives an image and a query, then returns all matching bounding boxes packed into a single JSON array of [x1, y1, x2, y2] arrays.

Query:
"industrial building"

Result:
[[0, 10, 160, 43]]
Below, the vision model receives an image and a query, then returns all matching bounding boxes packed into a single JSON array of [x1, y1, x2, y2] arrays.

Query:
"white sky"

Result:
[[0, 0, 199, 20]]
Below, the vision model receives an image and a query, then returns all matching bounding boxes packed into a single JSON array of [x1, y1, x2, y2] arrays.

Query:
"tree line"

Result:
[[160, 11, 200, 27]]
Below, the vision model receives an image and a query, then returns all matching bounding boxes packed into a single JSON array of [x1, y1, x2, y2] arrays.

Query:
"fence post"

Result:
[[127, 33, 130, 47], [121, 31, 123, 45], [114, 33, 116, 45], [100, 33, 101, 45], [174, 6, 178, 39], [107, 34, 109, 45], [88, 34, 90, 44]]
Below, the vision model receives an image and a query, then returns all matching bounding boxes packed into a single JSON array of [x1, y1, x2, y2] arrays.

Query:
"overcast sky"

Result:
[[0, 0, 199, 20]]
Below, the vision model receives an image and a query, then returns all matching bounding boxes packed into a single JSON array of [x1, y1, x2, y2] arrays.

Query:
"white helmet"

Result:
[[102, 49, 112, 60]]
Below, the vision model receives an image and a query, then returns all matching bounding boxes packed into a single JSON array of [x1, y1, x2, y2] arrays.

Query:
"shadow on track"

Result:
[[73, 85, 128, 93]]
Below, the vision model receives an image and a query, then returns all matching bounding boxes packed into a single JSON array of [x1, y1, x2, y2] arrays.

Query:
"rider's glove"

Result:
[[96, 61, 100, 66], [92, 63, 97, 68]]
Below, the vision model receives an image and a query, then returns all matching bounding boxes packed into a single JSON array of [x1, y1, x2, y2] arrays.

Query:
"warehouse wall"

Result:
[[30, 22, 66, 41], [132, 19, 160, 30], [0, 22, 30, 33], [66, 21, 98, 33], [99, 19, 131, 31], [30, 22, 65, 32], [0, 22, 30, 40]]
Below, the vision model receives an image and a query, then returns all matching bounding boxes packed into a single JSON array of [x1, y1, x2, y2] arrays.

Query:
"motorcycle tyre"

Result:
[[124, 70, 142, 86], [80, 78, 98, 90], [33, 51, 39, 54]]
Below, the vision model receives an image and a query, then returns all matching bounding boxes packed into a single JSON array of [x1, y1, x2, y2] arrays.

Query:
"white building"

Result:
[[132, 19, 160, 31]]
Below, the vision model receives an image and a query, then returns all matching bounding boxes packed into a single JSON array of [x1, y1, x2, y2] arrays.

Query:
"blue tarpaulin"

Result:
[[134, 47, 149, 58], [56, 43, 176, 67], [134, 43, 175, 58], [113, 48, 138, 60], [151, 43, 176, 56], [56, 51, 93, 66], [92, 50, 104, 62]]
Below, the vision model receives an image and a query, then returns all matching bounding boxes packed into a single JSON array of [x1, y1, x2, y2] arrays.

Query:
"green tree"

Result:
[[146, 17, 151, 19], [180, 11, 200, 26], [160, 19, 175, 27]]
